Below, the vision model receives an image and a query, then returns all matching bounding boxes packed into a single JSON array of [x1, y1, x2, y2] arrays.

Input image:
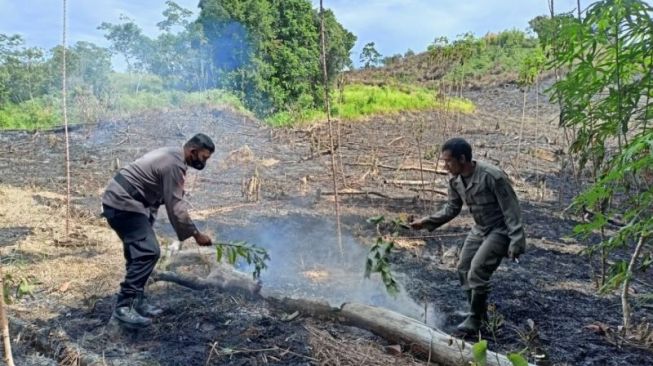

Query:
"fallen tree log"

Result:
[[339, 302, 527, 366], [154, 245, 261, 298], [151, 269, 261, 299], [266, 297, 533, 366]]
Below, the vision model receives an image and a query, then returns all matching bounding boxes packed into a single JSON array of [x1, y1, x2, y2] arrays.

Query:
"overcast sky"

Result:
[[0, 0, 590, 69]]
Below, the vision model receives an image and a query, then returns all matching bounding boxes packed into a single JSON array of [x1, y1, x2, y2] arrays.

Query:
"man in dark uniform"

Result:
[[410, 137, 526, 334], [102, 133, 215, 328]]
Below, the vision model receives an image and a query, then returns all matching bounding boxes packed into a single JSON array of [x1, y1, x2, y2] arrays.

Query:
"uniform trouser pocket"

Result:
[[104, 206, 160, 307]]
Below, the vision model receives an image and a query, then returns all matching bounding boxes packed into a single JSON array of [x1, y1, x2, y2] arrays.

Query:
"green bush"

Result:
[[0, 97, 60, 130], [444, 30, 538, 82]]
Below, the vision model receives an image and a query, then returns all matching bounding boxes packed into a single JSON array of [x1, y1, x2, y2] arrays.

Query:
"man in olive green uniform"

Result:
[[410, 137, 526, 334]]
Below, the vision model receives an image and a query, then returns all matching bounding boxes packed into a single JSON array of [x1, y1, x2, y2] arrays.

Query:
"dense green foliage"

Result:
[[544, 0, 653, 331], [196, 0, 355, 115], [0, 35, 112, 107], [429, 30, 540, 83], [0, 34, 116, 129], [99, 0, 356, 115]]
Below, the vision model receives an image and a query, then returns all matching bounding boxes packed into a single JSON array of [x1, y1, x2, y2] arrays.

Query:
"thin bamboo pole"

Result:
[[319, 0, 343, 256], [0, 253, 14, 365], [62, 0, 71, 237]]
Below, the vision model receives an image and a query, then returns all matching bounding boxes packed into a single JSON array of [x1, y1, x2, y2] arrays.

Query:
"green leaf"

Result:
[[471, 340, 487, 365], [2, 283, 12, 304], [17, 279, 33, 298], [216, 245, 223, 263], [214, 240, 270, 279], [228, 248, 237, 265], [507, 353, 529, 366], [367, 215, 385, 225]]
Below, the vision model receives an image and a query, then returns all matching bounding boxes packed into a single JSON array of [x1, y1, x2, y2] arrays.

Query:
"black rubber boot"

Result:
[[456, 291, 487, 334], [454, 289, 473, 317], [112, 305, 152, 329], [135, 294, 163, 318]]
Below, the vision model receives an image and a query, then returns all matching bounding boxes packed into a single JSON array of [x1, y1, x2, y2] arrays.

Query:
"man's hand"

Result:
[[508, 241, 525, 262], [409, 218, 427, 230], [408, 217, 436, 231], [193, 232, 213, 246], [507, 250, 520, 263]]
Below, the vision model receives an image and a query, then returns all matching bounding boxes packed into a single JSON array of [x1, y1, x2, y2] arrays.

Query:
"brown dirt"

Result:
[[0, 83, 652, 365]]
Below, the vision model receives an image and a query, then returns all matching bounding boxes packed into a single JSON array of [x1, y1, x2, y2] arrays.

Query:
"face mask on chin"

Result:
[[191, 159, 205, 170], [189, 152, 206, 170]]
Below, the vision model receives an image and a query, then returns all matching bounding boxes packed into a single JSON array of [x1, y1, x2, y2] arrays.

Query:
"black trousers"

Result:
[[103, 204, 160, 307]]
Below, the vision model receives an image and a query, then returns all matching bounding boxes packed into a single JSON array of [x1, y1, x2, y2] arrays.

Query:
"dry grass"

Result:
[[306, 324, 426, 365], [0, 184, 122, 319]]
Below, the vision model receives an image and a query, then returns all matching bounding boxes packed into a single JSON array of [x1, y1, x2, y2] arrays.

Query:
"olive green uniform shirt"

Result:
[[422, 160, 526, 254]]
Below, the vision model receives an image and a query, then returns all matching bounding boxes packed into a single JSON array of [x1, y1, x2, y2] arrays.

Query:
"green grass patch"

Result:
[[265, 83, 475, 127], [0, 97, 61, 130], [0, 88, 246, 131]]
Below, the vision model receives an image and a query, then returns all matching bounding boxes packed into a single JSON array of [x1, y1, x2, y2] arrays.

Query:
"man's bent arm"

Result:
[[162, 166, 198, 241], [422, 182, 463, 231]]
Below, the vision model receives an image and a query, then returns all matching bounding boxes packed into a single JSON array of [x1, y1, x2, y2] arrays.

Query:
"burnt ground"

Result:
[[0, 84, 652, 365]]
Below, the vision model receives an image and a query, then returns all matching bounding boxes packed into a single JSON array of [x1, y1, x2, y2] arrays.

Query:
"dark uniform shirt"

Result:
[[102, 147, 197, 241]]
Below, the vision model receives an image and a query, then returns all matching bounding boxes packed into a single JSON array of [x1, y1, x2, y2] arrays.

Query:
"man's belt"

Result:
[[113, 171, 150, 207]]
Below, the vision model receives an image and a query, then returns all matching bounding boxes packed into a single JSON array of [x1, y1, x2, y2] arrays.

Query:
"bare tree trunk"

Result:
[[621, 234, 647, 331], [0, 258, 15, 366]]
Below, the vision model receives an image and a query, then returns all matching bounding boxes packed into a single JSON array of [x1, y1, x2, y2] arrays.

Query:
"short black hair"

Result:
[[442, 137, 472, 162], [185, 133, 215, 153]]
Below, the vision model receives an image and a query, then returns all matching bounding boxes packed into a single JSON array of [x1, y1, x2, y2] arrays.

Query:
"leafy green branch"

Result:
[[364, 215, 404, 296], [544, 0, 653, 334], [215, 240, 270, 280], [364, 237, 399, 296]]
